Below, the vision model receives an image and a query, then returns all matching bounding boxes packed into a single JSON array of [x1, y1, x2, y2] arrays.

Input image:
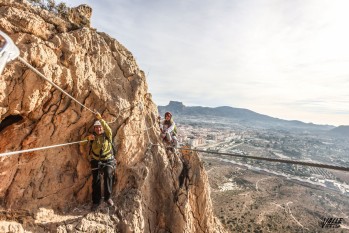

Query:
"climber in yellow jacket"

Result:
[[82, 112, 116, 211]]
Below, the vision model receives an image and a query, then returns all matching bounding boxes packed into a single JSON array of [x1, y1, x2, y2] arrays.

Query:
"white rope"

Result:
[[144, 113, 161, 148], [107, 101, 144, 124], [0, 140, 88, 157], [107, 103, 135, 124], [17, 56, 97, 114]]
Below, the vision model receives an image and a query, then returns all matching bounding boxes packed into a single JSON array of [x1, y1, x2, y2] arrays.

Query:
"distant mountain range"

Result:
[[329, 125, 349, 136], [158, 101, 339, 132]]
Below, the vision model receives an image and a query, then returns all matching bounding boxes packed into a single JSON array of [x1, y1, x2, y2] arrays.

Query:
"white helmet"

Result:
[[94, 120, 102, 126]]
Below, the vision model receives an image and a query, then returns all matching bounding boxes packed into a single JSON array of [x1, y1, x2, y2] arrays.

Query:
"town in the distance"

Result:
[[159, 101, 349, 232]]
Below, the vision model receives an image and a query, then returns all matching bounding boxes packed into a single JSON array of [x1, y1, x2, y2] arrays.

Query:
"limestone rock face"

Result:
[[0, 1, 226, 232], [68, 4, 92, 28]]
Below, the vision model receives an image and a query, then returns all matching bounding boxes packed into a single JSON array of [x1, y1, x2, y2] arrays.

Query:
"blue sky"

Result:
[[67, 0, 349, 126]]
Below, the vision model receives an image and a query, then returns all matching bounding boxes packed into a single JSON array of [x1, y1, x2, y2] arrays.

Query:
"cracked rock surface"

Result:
[[0, 0, 226, 232]]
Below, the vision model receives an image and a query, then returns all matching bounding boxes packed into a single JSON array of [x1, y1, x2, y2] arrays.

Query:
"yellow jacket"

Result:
[[83, 119, 113, 160]]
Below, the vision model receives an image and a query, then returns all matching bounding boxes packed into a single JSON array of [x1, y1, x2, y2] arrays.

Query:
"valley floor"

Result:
[[202, 155, 349, 233]]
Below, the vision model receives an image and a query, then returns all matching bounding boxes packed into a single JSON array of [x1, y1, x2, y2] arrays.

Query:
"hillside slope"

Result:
[[329, 125, 349, 137], [159, 101, 335, 130]]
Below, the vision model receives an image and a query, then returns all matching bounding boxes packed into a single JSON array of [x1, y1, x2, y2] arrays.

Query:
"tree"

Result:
[[56, 2, 68, 17], [46, 0, 55, 11], [28, 0, 69, 18]]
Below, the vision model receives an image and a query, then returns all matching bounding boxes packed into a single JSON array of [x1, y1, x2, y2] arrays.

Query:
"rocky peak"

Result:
[[159, 101, 186, 115], [68, 4, 92, 28], [168, 100, 185, 109], [0, 1, 225, 232]]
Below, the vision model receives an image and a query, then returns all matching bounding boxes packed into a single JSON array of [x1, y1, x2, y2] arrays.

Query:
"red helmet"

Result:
[[165, 112, 172, 118]]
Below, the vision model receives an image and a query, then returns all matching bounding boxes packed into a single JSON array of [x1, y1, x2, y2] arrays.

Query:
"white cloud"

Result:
[[67, 0, 349, 125]]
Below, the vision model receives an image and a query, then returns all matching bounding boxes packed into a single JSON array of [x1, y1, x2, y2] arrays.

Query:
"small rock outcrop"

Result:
[[0, 0, 226, 232]]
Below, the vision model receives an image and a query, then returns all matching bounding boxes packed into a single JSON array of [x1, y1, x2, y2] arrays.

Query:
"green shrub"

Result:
[[28, 0, 69, 17]]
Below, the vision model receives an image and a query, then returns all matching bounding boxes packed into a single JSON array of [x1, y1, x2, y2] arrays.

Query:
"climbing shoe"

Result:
[[106, 198, 114, 207], [91, 203, 100, 211]]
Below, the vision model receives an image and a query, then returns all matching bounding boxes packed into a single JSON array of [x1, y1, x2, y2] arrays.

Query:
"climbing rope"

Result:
[[144, 118, 160, 149], [11, 57, 349, 172], [17, 56, 97, 114], [178, 148, 349, 172], [0, 140, 87, 157], [106, 101, 141, 124], [4, 39, 159, 157], [10, 34, 346, 173], [141, 105, 161, 149], [110, 102, 159, 143]]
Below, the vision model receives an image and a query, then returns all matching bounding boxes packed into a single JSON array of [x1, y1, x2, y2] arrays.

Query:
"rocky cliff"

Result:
[[0, 1, 225, 232]]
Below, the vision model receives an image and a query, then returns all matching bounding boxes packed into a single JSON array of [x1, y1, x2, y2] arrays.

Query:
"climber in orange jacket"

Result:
[[82, 112, 116, 211]]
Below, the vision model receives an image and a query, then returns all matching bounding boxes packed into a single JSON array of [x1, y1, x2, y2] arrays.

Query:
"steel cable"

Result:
[[0, 140, 87, 157], [179, 148, 349, 172], [17, 56, 97, 114]]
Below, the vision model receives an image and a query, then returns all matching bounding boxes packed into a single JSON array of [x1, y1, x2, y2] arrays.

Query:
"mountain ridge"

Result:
[[329, 125, 349, 137], [158, 101, 335, 130]]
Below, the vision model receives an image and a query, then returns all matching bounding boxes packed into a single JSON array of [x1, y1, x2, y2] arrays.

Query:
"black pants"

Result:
[[179, 161, 190, 190], [90, 159, 115, 204]]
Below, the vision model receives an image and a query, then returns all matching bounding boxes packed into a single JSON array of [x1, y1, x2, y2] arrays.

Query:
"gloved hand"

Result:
[[96, 112, 102, 120], [88, 134, 95, 141]]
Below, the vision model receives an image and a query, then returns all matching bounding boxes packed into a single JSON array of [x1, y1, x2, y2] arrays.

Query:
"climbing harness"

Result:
[[89, 132, 115, 161], [91, 159, 116, 173]]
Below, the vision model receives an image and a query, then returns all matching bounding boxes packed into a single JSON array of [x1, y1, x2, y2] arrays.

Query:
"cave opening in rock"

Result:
[[0, 115, 23, 132]]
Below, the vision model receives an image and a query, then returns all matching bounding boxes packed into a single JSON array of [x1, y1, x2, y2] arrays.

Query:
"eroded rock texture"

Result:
[[0, 0, 225, 232]]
